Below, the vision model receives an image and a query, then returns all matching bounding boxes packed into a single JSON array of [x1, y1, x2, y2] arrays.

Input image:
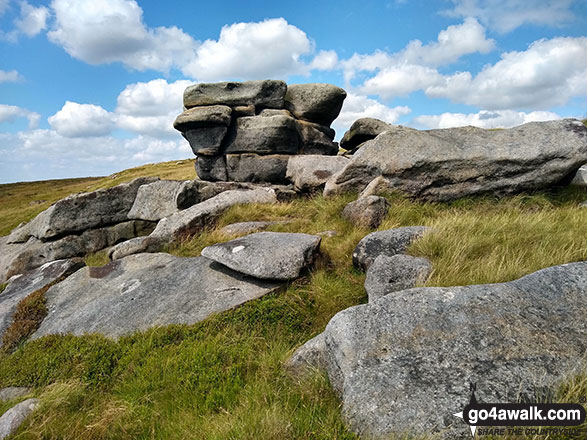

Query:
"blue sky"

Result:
[[1, 0, 586, 183]]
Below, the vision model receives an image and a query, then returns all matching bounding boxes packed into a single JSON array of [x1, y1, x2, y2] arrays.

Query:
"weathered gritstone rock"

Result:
[[32, 253, 282, 339], [1, 221, 155, 281], [339, 117, 392, 153], [175, 80, 347, 184], [109, 188, 278, 260], [0, 259, 84, 344], [325, 119, 587, 200], [364, 254, 432, 302], [226, 154, 290, 183], [0, 398, 39, 440], [0, 387, 30, 402], [342, 196, 389, 229], [224, 115, 301, 155], [183, 80, 287, 109], [571, 165, 587, 186], [128, 180, 186, 221], [285, 83, 347, 126], [7, 177, 157, 242], [289, 262, 587, 439], [201, 232, 321, 280], [352, 226, 429, 271], [286, 155, 349, 192]]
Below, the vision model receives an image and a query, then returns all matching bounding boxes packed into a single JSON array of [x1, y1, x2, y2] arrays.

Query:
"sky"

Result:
[[0, 0, 586, 183]]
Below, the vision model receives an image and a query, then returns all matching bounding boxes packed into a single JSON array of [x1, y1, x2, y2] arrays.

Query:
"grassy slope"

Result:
[[0, 159, 195, 236], [0, 160, 586, 439]]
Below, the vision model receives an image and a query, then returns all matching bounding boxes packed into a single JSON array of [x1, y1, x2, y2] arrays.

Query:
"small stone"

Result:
[[0, 398, 39, 440], [342, 196, 389, 229], [365, 254, 432, 302]]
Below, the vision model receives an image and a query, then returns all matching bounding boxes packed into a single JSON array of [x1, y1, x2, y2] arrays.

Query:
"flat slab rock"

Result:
[[201, 232, 321, 280], [0, 259, 84, 345], [33, 253, 282, 339], [289, 262, 587, 438]]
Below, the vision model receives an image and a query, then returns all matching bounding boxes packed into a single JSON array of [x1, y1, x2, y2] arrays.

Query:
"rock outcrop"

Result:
[[326, 119, 587, 200], [33, 253, 283, 339], [289, 262, 587, 438], [0, 259, 84, 345], [174, 81, 346, 183]]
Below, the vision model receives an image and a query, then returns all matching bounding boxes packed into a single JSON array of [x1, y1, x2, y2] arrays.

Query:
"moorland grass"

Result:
[[0, 168, 586, 438]]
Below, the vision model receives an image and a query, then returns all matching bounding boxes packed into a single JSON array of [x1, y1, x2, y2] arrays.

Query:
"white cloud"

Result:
[[333, 93, 410, 136], [444, 0, 577, 33], [14, 1, 49, 37], [182, 18, 313, 81], [0, 69, 23, 82], [309, 50, 339, 71], [48, 101, 115, 137], [0, 104, 40, 128], [341, 18, 495, 100], [342, 18, 494, 85], [427, 37, 587, 110], [115, 78, 191, 137], [413, 109, 561, 129], [1, 129, 191, 183], [48, 0, 197, 72]]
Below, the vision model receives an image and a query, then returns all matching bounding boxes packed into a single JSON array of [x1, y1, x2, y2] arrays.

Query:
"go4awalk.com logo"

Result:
[[453, 383, 586, 437]]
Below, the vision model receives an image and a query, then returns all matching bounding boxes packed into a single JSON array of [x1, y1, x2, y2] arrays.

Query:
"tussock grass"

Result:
[[0, 161, 586, 439]]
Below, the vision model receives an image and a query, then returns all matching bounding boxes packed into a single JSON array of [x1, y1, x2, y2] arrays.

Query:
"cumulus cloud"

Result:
[[333, 93, 411, 136], [413, 109, 561, 129], [182, 18, 313, 80], [1, 129, 191, 183], [0, 104, 40, 128], [0, 69, 23, 82], [309, 50, 339, 71], [115, 78, 191, 137], [48, 0, 197, 72], [14, 1, 49, 37], [48, 101, 115, 137], [444, 0, 577, 33], [342, 18, 494, 87], [426, 37, 587, 110]]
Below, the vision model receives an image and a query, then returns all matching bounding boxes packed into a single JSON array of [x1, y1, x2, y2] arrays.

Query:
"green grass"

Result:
[[0, 163, 586, 438], [0, 159, 195, 236]]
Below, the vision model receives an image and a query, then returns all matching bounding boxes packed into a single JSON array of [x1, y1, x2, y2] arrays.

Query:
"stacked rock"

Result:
[[173, 80, 346, 183]]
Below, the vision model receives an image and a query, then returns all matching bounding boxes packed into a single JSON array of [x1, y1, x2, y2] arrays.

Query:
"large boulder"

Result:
[[342, 196, 389, 229], [173, 105, 232, 131], [364, 254, 432, 302], [296, 120, 338, 155], [289, 262, 587, 438], [32, 253, 282, 339], [325, 120, 587, 200], [183, 80, 287, 109], [7, 177, 157, 242], [339, 117, 392, 153], [352, 226, 429, 271], [182, 127, 229, 156], [285, 84, 346, 126], [127, 180, 185, 221], [286, 155, 349, 192], [0, 259, 84, 345], [109, 188, 278, 260], [201, 232, 321, 280], [1, 221, 154, 282], [195, 155, 228, 181], [0, 398, 39, 440], [224, 115, 301, 155], [226, 154, 289, 183]]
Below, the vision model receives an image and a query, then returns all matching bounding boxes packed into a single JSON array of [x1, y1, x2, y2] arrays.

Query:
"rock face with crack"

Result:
[[174, 81, 345, 183], [201, 232, 321, 280], [325, 119, 587, 200], [289, 262, 587, 438], [0, 258, 85, 344], [33, 253, 282, 339]]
